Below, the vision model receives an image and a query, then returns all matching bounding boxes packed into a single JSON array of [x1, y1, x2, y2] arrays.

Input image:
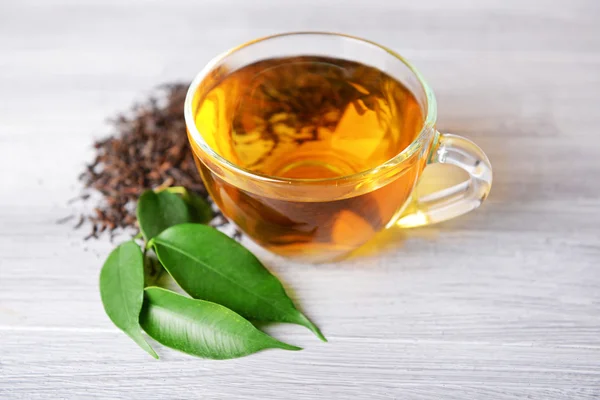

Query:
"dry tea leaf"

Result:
[[78, 84, 227, 238]]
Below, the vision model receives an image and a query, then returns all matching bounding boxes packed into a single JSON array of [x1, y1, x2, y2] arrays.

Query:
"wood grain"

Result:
[[1, 0, 599, 398]]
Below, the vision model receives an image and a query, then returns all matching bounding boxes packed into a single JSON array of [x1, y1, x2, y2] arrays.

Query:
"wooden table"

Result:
[[1, 0, 599, 398]]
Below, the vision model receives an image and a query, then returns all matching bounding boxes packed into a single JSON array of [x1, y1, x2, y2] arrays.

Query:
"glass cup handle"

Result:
[[395, 132, 493, 228]]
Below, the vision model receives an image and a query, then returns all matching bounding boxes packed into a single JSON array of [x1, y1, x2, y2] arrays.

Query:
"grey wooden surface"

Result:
[[1, 0, 599, 398]]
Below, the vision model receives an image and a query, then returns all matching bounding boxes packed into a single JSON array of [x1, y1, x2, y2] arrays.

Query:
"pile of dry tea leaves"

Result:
[[76, 83, 229, 239]]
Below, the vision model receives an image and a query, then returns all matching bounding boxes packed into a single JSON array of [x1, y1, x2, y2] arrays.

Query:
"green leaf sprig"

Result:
[[99, 187, 325, 360], [150, 224, 325, 341]]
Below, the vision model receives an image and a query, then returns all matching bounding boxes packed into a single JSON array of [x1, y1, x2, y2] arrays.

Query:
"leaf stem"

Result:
[[146, 238, 155, 250]]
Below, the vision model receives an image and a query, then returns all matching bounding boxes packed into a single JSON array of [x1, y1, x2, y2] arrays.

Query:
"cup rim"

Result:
[[184, 31, 438, 184]]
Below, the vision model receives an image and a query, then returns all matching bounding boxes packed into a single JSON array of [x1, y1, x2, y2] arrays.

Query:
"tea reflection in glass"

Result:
[[190, 56, 425, 260]]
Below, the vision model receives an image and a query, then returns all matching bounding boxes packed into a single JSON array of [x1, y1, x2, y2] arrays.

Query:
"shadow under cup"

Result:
[[184, 33, 440, 263]]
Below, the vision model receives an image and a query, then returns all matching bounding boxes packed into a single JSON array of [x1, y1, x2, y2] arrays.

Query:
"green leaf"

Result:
[[150, 224, 326, 341], [137, 190, 191, 241], [99, 240, 158, 359], [185, 192, 213, 224], [165, 186, 213, 224], [140, 287, 300, 359]]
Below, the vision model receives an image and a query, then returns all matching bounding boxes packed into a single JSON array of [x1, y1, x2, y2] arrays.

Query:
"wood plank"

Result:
[[1, 0, 599, 398]]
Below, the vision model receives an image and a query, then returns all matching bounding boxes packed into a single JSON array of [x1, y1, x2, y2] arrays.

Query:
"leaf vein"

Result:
[[154, 240, 294, 319]]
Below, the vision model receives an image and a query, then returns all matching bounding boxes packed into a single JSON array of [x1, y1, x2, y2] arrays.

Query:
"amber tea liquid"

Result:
[[190, 56, 425, 260]]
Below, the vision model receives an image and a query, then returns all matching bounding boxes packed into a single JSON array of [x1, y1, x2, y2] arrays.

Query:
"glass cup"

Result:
[[184, 32, 492, 262]]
